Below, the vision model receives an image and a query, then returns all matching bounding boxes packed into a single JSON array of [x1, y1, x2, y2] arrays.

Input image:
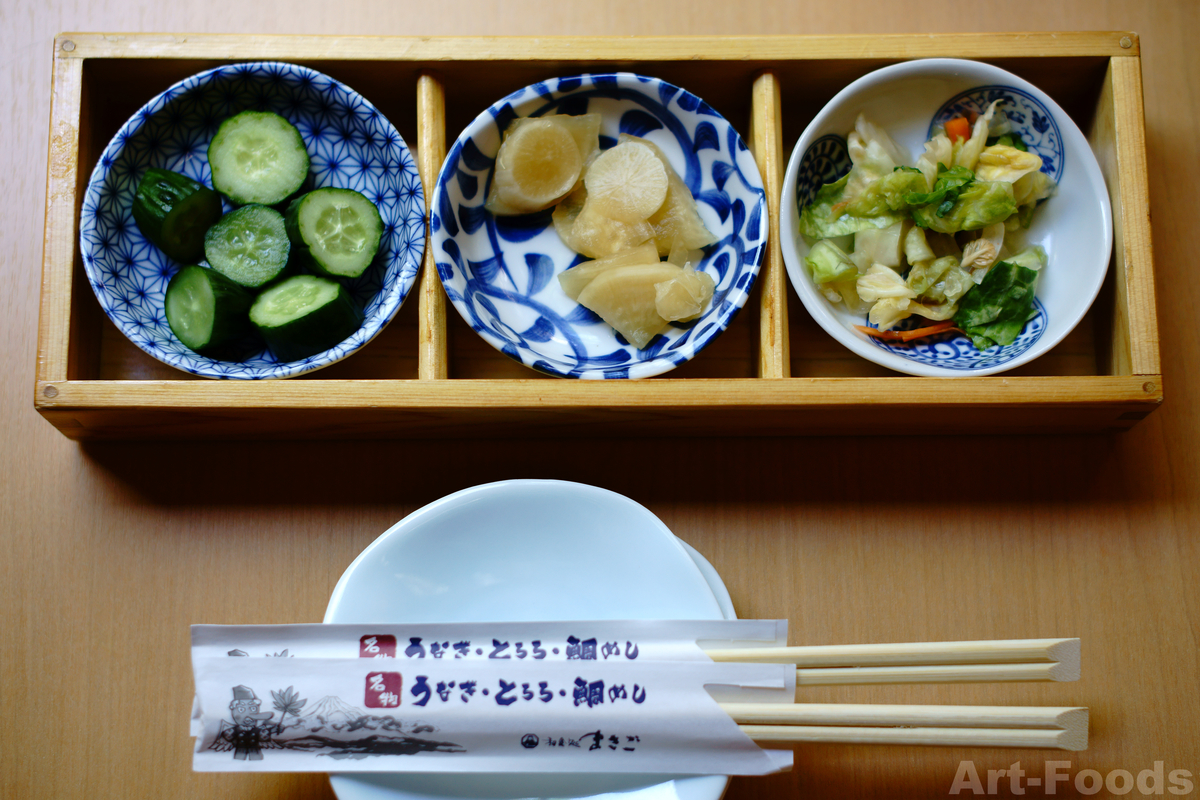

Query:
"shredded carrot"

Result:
[[945, 117, 971, 144], [855, 321, 960, 343]]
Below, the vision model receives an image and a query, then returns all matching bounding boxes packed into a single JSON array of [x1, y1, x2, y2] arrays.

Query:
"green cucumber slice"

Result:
[[284, 188, 384, 279], [208, 111, 310, 206], [203, 204, 291, 288], [165, 265, 254, 356], [249, 275, 364, 362], [131, 168, 222, 263]]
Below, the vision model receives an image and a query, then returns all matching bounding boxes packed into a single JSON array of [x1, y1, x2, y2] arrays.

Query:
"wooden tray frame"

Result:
[[35, 33, 1161, 439]]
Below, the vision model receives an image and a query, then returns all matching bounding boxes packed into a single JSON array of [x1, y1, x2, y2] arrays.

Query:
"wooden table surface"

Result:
[[4, 2, 1198, 798]]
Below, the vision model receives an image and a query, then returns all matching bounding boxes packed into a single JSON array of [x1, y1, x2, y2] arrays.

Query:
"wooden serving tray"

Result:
[[36, 33, 1161, 439]]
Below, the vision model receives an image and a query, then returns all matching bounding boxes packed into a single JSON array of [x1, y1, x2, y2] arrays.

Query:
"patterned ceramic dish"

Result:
[[431, 73, 767, 379], [780, 58, 1112, 377], [79, 62, 425, 379]]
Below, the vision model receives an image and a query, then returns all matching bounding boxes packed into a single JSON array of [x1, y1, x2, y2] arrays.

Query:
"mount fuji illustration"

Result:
[[297, 695, 367, 731], [281, 695, 435, 737]]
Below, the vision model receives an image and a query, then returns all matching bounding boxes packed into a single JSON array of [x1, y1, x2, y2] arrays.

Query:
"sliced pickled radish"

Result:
[[618, 134, 717, 256], [557, 242, 661, 301], [575, 262, 682, 349], [541, 113, 601, 167], [655, 267, 715, 322], [583, 141, 669, 223], [553, 187, 654, 258], [490, 118, 583, 213], [551, 186, 587, 243], [666, 238, 705, 269]]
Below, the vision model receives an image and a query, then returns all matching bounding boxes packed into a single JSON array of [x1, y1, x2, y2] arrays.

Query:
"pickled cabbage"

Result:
[[796, 103, 1056, 348]]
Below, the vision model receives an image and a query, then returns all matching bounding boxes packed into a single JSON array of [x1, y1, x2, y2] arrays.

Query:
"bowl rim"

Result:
[[430, 71, 768, 380], [779, 57, 1113, 378], [78, 60, 425, 380]]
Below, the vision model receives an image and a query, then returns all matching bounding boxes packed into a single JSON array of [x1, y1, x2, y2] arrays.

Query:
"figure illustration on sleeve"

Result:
[[210, 685, 278, 760]]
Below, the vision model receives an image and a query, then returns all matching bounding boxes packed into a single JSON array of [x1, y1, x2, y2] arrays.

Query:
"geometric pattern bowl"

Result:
[[431, 72, 767, 379], [780, 58, 1112, 377], [79, 62, 425, 379]]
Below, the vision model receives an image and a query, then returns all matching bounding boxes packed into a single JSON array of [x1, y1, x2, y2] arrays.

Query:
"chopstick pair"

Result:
[[724, 703, 1088, 751], [706, 638, 1086, 750], [705, 637, 1081, 685]]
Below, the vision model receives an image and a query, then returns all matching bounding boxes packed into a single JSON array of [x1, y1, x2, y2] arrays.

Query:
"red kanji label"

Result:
[[365, 671, 402, 708], [360, 635, 397, 658]]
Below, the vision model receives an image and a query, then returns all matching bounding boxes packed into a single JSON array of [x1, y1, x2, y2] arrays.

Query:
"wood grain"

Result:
[[4, 3, 1199, 800]]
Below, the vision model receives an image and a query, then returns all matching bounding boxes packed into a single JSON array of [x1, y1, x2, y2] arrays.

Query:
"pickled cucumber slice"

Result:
[[556, 242, 661, 301], [575, 262, 683, 349], [208, 111, 309, 207], [250, 275, 363, 362], [583, 141, 668, 223], [284, 188, 383, 279], [164, 265, 254, 356], [132, 168, 223, 264], [203, 204, 291, 288], [490, 118, 583, 214]]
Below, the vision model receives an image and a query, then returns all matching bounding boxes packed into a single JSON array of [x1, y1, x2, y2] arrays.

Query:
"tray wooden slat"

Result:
[[417, 71, 449, 380], [52, 32, 1140, 62], [1099, 56, 1161, 377], [751, 70, 789, 380]]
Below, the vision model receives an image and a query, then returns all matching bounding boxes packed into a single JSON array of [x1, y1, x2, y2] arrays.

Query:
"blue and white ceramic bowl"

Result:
[[79, 62, 425, 379], [432, 73, 767, 379], [780, 59, 1112, 377]]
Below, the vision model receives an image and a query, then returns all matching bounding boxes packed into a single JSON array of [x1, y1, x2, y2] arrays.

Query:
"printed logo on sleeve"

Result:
[[365, 671, 402, 708], [360, 635, 397, 658]]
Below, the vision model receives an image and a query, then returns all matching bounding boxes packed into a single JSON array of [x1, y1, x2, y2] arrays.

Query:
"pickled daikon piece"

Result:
[[552, 187, 654, 258], [655, 266, 715, 322], [557, 243, 661, 301], [583, 141, 668, 223], [618, 134, 718, 256], [575, 262, 683, 349], [487, 117, 587, 214]]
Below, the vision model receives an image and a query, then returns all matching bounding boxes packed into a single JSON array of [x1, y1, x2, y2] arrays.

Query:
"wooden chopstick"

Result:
[[705, 638, 1080, 669], [721, 703, 1085, 729], [793, 661, 1076, 685], [739, 724, 1087, 751], [724, 704, 1088, 751]]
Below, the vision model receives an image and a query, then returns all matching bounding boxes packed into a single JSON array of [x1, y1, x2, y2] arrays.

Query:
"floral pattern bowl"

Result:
[[780, 58, 1112, 377], [431, 73, 767, 379], [79, 62, 425, 379]]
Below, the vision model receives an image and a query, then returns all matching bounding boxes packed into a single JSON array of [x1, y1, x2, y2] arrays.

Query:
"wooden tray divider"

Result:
[[416, 71, 449, 380], [750, 70, 789, 379]]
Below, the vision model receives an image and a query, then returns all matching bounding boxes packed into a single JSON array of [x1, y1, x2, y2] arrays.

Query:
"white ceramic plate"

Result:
[[324, 480, 734, 800]]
